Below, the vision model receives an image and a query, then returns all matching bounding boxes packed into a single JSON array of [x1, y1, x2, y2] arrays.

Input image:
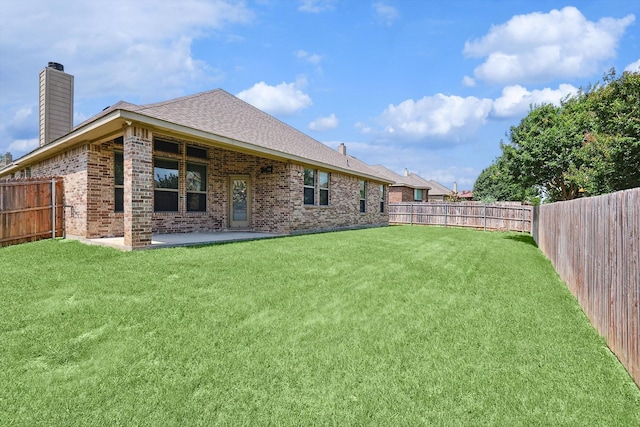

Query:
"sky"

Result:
[[0, 0, 638, 190]]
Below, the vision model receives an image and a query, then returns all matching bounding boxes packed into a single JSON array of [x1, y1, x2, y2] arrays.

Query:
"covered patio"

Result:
[[74, 231, 286, 251]]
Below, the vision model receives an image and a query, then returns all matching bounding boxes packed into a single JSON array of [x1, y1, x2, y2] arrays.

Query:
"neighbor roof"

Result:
[[370, 165, 431, 189], [424, 180, 452, 196], [2, 89, 392, 183]]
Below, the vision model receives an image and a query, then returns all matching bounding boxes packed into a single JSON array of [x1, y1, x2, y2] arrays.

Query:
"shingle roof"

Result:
[[423, 180, 452, 196], [79, 89, 389, 182], [370, 165, 431, 189]]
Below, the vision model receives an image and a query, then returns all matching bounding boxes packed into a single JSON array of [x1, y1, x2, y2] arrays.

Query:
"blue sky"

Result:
[[0, 0, 638, 189]]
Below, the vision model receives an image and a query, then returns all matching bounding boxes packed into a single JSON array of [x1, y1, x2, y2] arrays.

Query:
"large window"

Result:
[[414, 188, 423, 202], [304, 169, 315, 205], [114, 151, 124, 212], [186, 162, 207, 212], [380, 184, 385, 213], [154, 158, 179, 211], [359, 180, 366, 213], [304, 169, 330, 206], [319, 171, 329, 206]]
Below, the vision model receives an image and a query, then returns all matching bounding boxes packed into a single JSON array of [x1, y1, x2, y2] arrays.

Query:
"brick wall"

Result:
[[389, 186, 415, 203], [29, 145, 88, 237], [289, 164, 388, 233], [22, 131, 389, 241]]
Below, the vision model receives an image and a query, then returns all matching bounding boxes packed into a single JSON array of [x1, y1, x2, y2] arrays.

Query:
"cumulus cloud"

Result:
[[309, 113, 339, 131], [625, 59, 640, 72], [298, 0, 335, 13], [374, 94, 493, 141], [464, 6, 635, 84], [0, 0, 252, 102], [492, 83, 578, 118], [236, 81, 312, 115], [373, 2, 400, 26]]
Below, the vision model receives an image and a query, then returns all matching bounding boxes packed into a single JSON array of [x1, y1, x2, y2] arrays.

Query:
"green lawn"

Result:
[[1, 226, 638, 426]]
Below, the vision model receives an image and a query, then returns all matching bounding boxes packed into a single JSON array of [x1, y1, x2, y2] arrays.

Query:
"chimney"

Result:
[[1, 152, 12, 166], [403, 168, 409, 176], [452, 182, 457, 193], [39, 62, 74, 147], [338, 143, 347, 156]]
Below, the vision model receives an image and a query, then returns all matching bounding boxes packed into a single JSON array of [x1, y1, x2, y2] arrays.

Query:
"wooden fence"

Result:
[[1, 179, 64, 247], [532, 188, 639, 386], [389, 202, 532, 232]]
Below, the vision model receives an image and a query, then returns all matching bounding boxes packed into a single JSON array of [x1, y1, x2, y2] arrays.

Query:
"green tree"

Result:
[[499, 70, 639, 202], [473, 160, 538, 203]]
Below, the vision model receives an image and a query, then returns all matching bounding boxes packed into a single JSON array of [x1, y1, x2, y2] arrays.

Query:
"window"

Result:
[[359, 180, 366, 213], [319, 171, 329, 206], [154, 139, 180, 154], [414, 189, 423, 202], [304, 169, 315, 205], [186, 162, 207, 212], [187, 145, 207, 160], [114, 151, 124, 212], [380, 185, 385, 213], [154, 158, 179, 211]]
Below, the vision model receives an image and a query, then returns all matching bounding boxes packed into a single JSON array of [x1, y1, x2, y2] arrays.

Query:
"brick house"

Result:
[[370, 165, 432, 202], [0, 63, 392, 249]]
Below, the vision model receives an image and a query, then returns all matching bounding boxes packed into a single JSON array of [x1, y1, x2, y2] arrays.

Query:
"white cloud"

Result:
[[373, 2, 400, 26], [462, 76, 476, 87], [0, 1, 253, 101], [296, 50, 323, 65], [309, 113, 339, 131], [492, 83, 578, 118], [464, 6, 635, 84], [298, 0, 335, 13], [374, 94, 493, 141], [625, 59, 640, 72], [236, 81, 312, 115], [7, 139, 38, 153]]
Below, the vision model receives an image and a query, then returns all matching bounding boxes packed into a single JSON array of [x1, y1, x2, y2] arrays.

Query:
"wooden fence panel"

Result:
[[389, 202, 532, 233], [532, 188, 639, 386], [0, 179, 64, 247]]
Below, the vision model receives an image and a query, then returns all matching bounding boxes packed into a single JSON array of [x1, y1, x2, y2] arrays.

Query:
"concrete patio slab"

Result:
[[75, 231, 286, 250]]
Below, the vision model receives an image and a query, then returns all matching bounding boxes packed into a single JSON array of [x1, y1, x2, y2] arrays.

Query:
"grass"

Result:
[[0, 226, 638, 426]]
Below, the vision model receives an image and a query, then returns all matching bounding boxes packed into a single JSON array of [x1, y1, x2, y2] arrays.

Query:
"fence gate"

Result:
[[0, 178, 64, 247]]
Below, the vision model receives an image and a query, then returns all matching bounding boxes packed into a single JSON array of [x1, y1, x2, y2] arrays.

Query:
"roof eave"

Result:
[[119, 111, 393, 183], [0, 110, 127, 177]]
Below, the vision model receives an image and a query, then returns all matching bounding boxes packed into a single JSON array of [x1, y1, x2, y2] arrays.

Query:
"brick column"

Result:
[[123, 125, 153, 248]]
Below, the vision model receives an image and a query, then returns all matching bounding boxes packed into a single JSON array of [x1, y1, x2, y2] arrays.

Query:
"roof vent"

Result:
[[48, 62, 64, 72]]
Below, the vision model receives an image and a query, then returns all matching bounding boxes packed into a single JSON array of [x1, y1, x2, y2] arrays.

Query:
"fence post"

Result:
[[483, 204, 487, 231], [410, 204, 413, 225], [521, 206, 525, 233], [444, 203, 448, 228], [51, 178, 56, 239]]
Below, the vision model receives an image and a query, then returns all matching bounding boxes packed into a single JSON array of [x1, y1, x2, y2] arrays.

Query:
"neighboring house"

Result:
[[0, 63, 392, 249], [459, 190, 474, 201], [370, 166, 431, 202], [423, 180, 452, 201]]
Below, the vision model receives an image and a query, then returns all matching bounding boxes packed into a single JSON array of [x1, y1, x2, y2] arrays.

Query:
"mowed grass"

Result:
[[0, 226, 638, 426]]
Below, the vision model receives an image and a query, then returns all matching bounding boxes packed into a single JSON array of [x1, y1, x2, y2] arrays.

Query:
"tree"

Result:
[[498, 70, 639, 202], [569, 70, 640, 194], [473, 159, 538, 203]]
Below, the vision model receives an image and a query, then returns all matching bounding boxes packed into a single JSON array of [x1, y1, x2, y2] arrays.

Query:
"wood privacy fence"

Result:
[[532, 188, 639, 386], [389, 202, 532, 232], [0, 179, 64, 247]]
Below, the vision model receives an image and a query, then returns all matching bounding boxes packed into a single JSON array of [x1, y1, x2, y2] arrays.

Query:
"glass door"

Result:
[[229, 176, 250, 228]]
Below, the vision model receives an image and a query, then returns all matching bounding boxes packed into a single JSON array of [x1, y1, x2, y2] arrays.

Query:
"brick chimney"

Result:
[[338, 143, 347, 155], [39, 62, 74, 147]]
